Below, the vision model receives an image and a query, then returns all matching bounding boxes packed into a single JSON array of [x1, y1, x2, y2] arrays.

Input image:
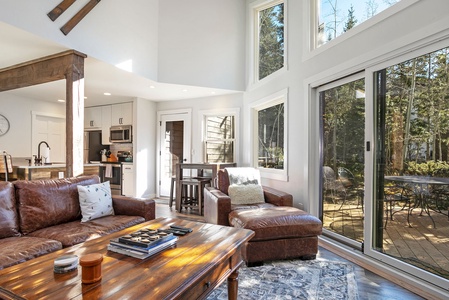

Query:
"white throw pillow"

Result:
[[228, 184, 265, 205], [77, 181, 114, 222]]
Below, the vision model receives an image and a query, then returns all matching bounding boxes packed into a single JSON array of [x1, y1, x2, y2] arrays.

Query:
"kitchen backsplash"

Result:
[[110, 143, 133, 156]]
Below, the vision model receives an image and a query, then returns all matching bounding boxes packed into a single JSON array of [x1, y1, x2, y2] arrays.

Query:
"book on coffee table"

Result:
[[109, 235, 178, 253], [107, 240, 176, 259]]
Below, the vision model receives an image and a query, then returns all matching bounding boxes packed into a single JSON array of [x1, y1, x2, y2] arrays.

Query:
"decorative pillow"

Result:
[[228, 184, 265, 205], [77, 181, 114, 222]]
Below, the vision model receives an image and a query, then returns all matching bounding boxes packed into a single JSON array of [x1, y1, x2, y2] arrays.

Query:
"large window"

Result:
[[253, 89, 288, 181], [254, 0, 285, 81], [203, 114, 236, 163], [316, 0, 400, 48]]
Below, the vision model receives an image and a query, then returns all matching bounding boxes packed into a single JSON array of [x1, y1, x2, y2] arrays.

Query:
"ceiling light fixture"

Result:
[[57, 99, 66, 103], [149, 85, 155, 89], [104, 92, 111, 96], [182, 89, 188, 92]]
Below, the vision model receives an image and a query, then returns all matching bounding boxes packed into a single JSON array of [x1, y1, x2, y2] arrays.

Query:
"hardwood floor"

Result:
[[155, 198, 424, 299]]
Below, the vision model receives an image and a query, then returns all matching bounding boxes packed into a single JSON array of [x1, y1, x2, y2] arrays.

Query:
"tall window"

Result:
[[204, 115, 235, 163], [316, 0, 400, 47], [253, 89, 288, 181], [255, 0, 285, 81]]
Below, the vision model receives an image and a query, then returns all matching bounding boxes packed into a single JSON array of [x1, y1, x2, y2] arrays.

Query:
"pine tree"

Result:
[[343, 5, 357, 32]]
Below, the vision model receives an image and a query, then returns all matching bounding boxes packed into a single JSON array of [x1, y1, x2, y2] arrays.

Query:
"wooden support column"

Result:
[[0, 50, 87, 177]]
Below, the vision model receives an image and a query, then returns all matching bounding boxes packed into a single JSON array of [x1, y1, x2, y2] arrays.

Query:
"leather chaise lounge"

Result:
[[0, 175, 155, 270], [204, 168, 322, 264]]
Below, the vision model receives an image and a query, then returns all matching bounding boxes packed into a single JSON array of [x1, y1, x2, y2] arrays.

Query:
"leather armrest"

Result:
[[204, 186, 231, 226], [262, 186, 293, 206], [112, 195, 156, 221]]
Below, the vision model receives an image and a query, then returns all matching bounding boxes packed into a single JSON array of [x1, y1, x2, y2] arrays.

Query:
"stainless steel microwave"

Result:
[[110, 125, 132, 143]]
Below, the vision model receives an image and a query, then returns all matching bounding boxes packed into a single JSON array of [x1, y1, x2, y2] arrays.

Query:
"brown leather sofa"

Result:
[[0, 175, 155, 270], [204, 169, 322, 264]]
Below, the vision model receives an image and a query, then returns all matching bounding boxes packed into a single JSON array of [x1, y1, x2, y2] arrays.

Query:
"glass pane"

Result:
[[317, 0, 400, 47], [320, 78, 365, 243], [374, 46, 449, 281], [259, 2, 284, 80], [258, 103, 284, 169], [206, 116, 234, 139], [205, 141, 234, 163]]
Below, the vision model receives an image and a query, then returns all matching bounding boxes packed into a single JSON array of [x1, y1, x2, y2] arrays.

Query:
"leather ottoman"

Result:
[[229, 205, 322, 263]]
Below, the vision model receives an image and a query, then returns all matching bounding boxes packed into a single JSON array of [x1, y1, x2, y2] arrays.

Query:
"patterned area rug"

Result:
[[207, 258, 359, 300]]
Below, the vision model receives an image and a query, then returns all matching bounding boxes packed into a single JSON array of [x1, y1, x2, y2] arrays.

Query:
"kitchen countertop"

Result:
[[15, 163, 102, 169]]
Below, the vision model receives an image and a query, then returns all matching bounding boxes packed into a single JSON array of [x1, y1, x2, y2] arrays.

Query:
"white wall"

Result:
[[134, 98, 157, 198], [158, 0, 246, 91], [0, 92, 65, 158], [0, 0, 159, 80], [241, 0, 449, 211], [157, 93, 243, 163]]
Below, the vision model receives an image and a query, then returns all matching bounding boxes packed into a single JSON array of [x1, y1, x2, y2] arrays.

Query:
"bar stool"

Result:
[[169, 175, 176, 208], [179, 177, 211, 215]]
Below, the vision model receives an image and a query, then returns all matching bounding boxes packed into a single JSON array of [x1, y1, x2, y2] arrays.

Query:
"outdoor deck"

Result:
[[323, 202, 449, 279]]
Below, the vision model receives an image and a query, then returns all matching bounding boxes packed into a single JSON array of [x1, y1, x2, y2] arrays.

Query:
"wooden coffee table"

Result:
[[0, 217, 254, 300]]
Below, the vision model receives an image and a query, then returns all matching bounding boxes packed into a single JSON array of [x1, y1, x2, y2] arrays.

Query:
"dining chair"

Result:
[[383, 185, 414, 228]]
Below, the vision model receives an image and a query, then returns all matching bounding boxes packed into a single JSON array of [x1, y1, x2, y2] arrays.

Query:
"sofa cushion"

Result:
[[77, 181, 114, 222], [0, 181, 20, 239], [0, 236, 62, 270], [28, 215, 145, 247], [228, 184, 265, 205], [229, 206, 323, 242], [14, 175, 100, 235]]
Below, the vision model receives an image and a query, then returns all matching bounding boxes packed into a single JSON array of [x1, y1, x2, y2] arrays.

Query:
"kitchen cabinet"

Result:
[[111, 103, 132, 126], [101, 105, 112, 145], [122, 163, 134, 196], [84, 107, 102, 129]]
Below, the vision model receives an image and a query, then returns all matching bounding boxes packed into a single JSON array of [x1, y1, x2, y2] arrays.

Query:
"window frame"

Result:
[[200, 108, 240, 164], [250, 0, 288, 87], [251, 88, 289, 181], [304, 0, 419, 60]]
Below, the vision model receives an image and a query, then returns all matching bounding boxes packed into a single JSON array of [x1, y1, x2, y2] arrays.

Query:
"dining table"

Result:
[[175, 162, 237, 213], [384, 175, 449, 228]]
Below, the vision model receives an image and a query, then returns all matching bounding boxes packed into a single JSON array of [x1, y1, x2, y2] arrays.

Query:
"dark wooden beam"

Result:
[[0, 50, 87, 92], [48, 0, 77, 21], [0, 50, 87, 177], [65, 53, 85, 177], [60, 0, 101, 35]]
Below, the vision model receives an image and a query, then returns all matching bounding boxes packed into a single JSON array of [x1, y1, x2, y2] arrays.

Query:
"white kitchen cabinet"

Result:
[[101, 105, 112, 145], [122, 163, 134, 196], [84, 106, 102, 129], [111, 103, 133, 126]]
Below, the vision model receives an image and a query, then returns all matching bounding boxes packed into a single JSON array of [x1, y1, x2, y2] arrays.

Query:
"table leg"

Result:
[[175, 164, 182, 212], [227, 269, 239, 300]]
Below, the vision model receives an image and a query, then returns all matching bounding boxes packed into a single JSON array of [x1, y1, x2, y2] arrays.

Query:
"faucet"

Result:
[[36, 141, 51, 165]]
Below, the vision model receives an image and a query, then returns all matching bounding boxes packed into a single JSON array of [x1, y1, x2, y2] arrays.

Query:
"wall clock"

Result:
[[0, 114, 10, 136]]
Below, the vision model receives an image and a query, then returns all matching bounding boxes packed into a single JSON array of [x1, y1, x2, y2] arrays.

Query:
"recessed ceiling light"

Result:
[[84, 96, 87, 99], [104, 92, 111, 96], [182, 89, 188, 92], [149, 85, 155, 89], [57, 99, 66, 103], [211, 91, 216, 94]]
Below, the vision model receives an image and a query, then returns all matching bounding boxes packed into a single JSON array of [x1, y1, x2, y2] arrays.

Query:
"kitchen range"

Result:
[[99, 151, 133, 196]]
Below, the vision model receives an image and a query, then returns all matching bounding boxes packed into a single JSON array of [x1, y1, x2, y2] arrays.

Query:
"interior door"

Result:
[[159, 113, 191, 197]]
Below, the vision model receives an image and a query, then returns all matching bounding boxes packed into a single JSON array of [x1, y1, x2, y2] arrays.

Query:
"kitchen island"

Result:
[[14, 163, 101, 180]]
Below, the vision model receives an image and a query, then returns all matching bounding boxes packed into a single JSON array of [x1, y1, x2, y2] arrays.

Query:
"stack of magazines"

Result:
[[108, 228, 178, 259]]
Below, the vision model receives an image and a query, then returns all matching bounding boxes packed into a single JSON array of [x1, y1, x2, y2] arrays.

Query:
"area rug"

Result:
[[207, 258, 359, 300]]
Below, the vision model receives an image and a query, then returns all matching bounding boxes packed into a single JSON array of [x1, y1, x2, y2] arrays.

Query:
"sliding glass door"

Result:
[[319, 75, 365, 246], [317, 41, 449, 295], [370, 45, 449, 289]]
